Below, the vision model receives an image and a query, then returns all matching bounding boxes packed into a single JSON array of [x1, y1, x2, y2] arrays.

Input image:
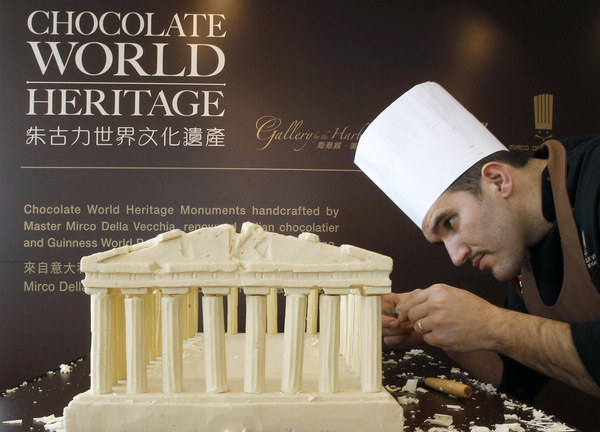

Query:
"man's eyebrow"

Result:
[[429, 210, 451, 236]]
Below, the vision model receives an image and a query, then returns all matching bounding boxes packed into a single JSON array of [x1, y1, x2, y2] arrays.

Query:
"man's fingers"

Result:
[[382, 314, 399, 328], [395, 288, 429, 322], [383, 335, 407, 346]]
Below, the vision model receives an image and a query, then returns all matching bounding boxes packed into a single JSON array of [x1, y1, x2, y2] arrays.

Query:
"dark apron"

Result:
[[520, 140, 600, 323]]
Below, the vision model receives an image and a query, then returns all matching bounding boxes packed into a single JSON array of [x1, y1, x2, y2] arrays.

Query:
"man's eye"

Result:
[[444, 217, 455, 230]]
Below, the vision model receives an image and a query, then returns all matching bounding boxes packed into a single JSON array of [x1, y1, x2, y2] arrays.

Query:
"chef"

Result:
[[354, 82, 600, 400]]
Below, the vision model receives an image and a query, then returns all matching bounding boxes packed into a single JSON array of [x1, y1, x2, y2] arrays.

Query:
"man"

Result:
[[354, 82, 600, 401]]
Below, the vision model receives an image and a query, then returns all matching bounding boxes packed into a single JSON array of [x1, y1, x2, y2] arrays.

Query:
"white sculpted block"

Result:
[[64, 222, 403, 431]]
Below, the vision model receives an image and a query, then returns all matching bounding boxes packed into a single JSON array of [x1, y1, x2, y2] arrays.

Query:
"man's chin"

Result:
[[490, 266, 520, 282], [493, 273, 513, 282]]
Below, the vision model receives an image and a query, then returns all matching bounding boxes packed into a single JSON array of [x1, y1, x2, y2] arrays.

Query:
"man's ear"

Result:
[[481, 162, 514, 198]]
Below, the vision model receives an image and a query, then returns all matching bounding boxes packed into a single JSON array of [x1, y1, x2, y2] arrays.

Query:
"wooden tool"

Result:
[[424, 377, 472, 398]]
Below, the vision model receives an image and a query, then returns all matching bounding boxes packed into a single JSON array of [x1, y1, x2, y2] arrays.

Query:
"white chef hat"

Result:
[[354, 81, 508, 228]]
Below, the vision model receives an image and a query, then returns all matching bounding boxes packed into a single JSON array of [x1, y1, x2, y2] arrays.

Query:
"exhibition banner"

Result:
[[2, 0, 599, 391]]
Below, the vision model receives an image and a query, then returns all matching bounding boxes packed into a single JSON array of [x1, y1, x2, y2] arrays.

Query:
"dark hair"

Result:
[[446, 150, 530, 196]]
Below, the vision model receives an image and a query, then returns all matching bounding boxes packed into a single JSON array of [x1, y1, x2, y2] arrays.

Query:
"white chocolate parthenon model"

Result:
[[64, 222, 404, 432]]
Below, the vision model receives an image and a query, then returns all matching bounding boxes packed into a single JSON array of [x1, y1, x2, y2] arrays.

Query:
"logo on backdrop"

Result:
[[254, 116, 367, 152], [507, 93, 555, 153]]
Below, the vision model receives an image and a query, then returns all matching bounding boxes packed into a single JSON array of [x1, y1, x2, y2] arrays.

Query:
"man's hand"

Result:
[[395, 284, 500, 353], [385, 284, 600, 396], [381, 293, 424, 347]]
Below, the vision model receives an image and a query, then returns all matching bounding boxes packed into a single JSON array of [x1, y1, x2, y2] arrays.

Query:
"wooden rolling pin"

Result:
[[424, 377, 472, 398]]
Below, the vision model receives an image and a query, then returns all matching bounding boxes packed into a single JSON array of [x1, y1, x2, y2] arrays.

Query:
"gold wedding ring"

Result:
[[417, 318, 429, 333]]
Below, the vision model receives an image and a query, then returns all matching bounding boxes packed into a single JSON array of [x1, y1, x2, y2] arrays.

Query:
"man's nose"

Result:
[[445, 238, 470, 267]]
